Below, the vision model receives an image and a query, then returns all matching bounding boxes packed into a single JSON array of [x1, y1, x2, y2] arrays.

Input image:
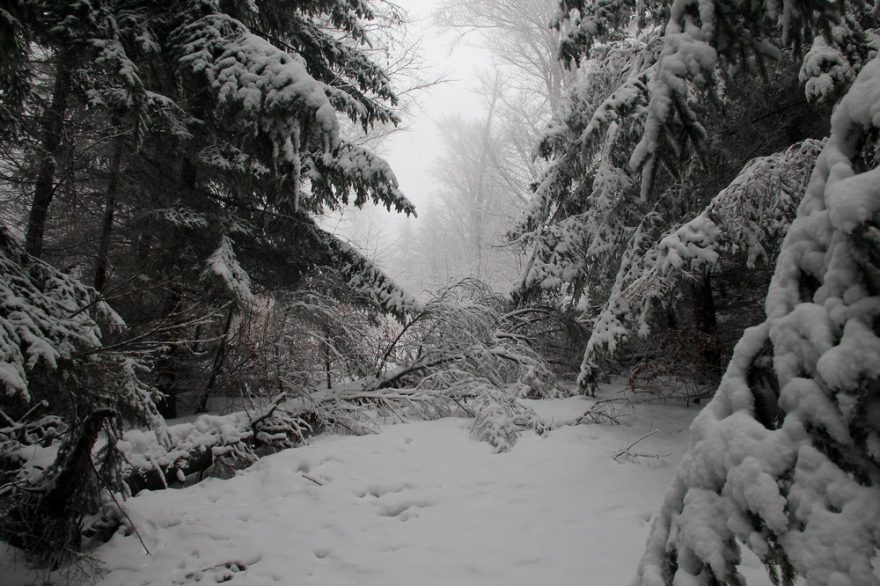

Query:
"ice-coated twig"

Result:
[[613, 429, 661, 461]]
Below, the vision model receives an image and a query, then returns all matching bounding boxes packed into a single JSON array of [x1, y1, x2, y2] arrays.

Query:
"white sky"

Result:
[[324, 0, 496, 286], [382, 0, 494, 212], [326, 0, 495, 280]]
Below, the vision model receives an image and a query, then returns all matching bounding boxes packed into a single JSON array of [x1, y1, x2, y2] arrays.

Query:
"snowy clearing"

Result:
[[5, 390, 773, 585]]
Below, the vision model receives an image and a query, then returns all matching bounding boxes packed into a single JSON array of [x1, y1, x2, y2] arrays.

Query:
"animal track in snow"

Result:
[[173, 553, 262, 584], [355, 482, 412, 498], [377, 498, 433, 520], [313, 548, 330, 559]]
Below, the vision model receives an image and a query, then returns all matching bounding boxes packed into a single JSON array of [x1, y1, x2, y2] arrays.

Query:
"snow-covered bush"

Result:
[[370, 279, 561, 451], [209, 272, 400, 402], [376, 280, 559, 394], [468, 384, 545, 453]]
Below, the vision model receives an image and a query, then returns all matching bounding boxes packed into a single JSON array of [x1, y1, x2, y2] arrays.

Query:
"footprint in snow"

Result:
[[174, 556, 261, 586], [356, 483, 411, 498], [378, 499, 432, 520]]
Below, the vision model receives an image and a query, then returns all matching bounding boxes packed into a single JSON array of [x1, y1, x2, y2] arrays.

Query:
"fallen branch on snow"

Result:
[[612, 430, 669, 463]]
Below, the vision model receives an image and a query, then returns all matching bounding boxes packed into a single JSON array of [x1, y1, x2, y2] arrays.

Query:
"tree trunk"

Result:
[[155, 277, 183, 419], [41, 409, 115, 518], [323, 327, 332, 390], [691, 272, 721, 380], [5, 409, 115, 559], [197, 305, 235, 413], [25, 58, 72, 258], [122, 405, 322, 496], [155, 156, 199, 418], [93, 138, 124, 292]]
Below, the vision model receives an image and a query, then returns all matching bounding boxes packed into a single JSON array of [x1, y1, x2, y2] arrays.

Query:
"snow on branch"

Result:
[[368, 279, 562, 451], [321, 231, 422, 321], [628, 0, 720, 197], [198, 142, 272, 178], [202, 235, 255, 307], [0, 226, 108, 402], [704, 139, 823, 266], [511, 41, 649, 303], [581, 67, 652, 145], [626, 0, 866, 198], [799, 30, 856, 104], [635, 56, 880, 586], [553, 0, 643, 66], [176, 14, 339, 188], [307, 141, 416, 216], [116, 396, 314, 495], [278, 11, 399, 127], [294, 0, 379, 43], [577, 139, 821, 393], [469, 384, 545, 453], [514, 157, 639, 302]]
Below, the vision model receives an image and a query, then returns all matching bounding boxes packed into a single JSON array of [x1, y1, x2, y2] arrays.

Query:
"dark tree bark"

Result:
[[154, 279, 183, 419], [691, 272, 721, 380], [93, 138, 124, 292], [323, 326, 332, 390], [3, 409, 115, 559], [25, 58, 72, 257], [155, 339, 180, 419], [197, 305, 236, 413], [154, 156, 199, 418], [41, 409, 115, 518]]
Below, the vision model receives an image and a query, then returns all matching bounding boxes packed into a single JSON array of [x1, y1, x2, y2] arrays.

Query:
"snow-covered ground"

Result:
[[4, 390, 774, 585]]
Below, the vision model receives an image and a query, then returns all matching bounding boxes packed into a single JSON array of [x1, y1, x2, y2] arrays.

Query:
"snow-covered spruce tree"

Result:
[[0, 225, 168, 566], [512, 0, 873, 394], [635, 55, 880, 586], [0, 0, 421, 565], [0, 0, 112, 259], [593, 139, 823, 401], [69, 0, 422, 416]]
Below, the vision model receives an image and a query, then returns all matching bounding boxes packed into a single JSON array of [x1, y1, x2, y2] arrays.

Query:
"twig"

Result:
[[19, 400, 49, 424], [449, 395, 474, 417], [301, 472, 323, 486], [250, 393, 286, 430], [613, 429, 660, 460], [74, 302, 232, 357], [368, 354, 464, 390], [88, 455, 151, 556], [67, 272, 141, 320], [575, 397, 631, 426], [0, 406, 18, 427], [199, 560, 246, 573]]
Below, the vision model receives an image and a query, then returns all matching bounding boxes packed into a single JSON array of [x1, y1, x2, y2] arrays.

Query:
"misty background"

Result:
[[326, 0, 562, 298]]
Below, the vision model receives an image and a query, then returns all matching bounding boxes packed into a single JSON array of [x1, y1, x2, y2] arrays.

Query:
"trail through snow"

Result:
[[5, 391, 773, 585]]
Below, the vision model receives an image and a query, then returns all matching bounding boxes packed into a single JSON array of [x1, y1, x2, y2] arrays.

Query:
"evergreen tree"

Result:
[[513, 0, 871, 393], [540, 0, 880, 580], [636, 55, 880, 586], [539, 0, 880, 582], [0, 0, 421, 563], [58, 0, 422, 415]]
